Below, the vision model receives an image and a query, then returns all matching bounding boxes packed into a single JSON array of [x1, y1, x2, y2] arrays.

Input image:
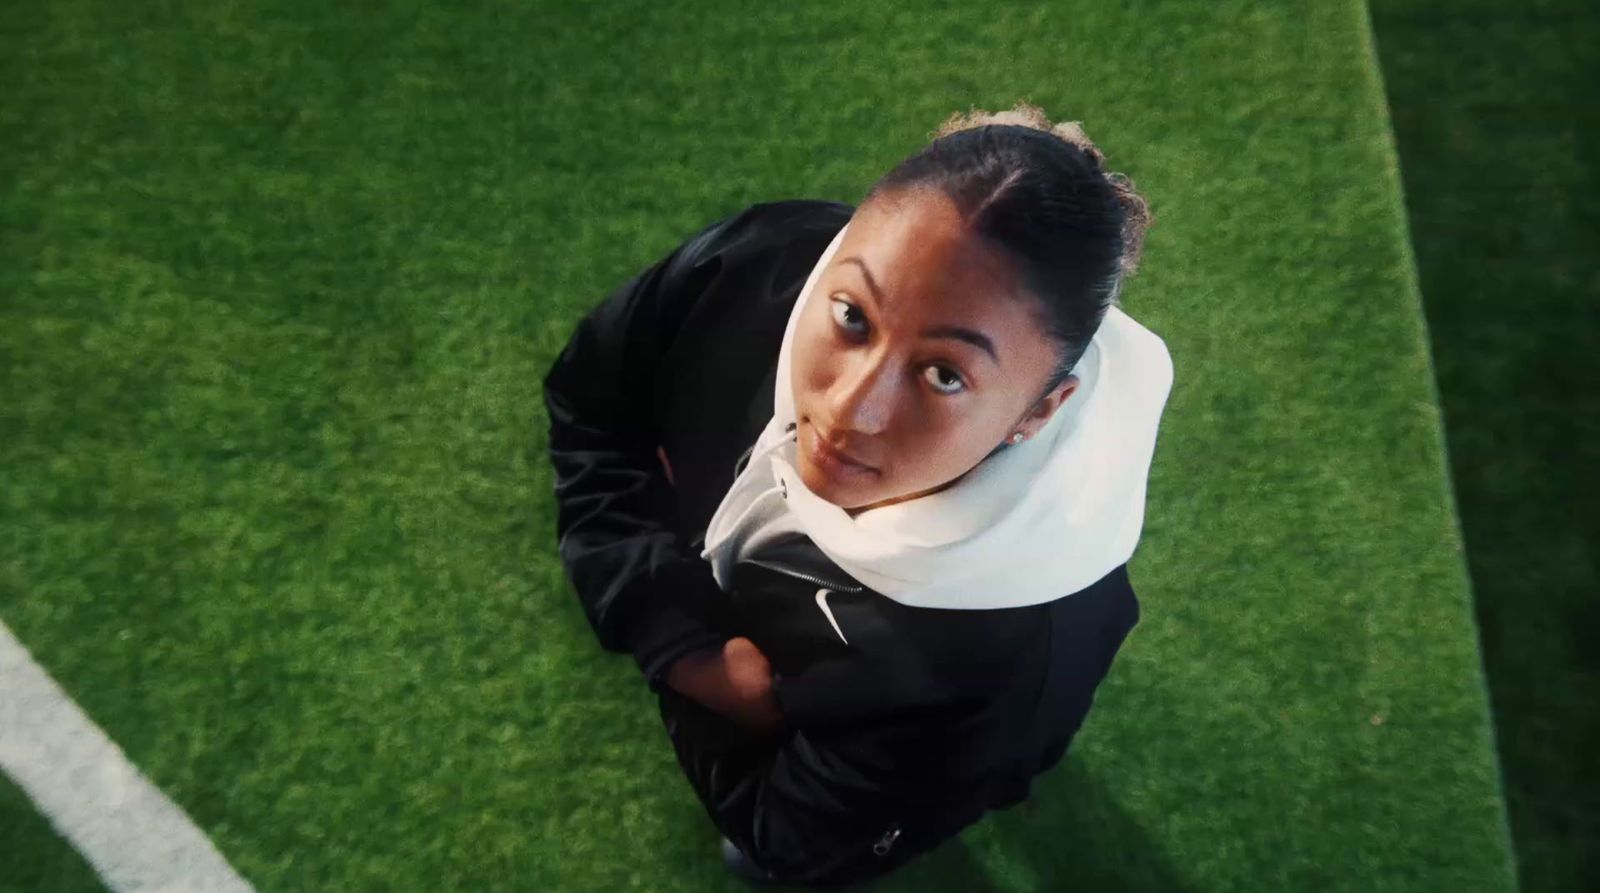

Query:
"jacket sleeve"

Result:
[[654, 581, 1141, 885], [543, 207, 754, 694], [1034, 574, 1142, 776], [656, 662, 1003, 886]]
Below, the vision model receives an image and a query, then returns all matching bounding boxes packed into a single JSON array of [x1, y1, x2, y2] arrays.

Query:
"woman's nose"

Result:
[[827, 359, 894, 435]]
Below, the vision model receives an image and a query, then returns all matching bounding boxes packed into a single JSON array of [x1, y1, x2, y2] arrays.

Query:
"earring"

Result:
[[1010, 432, 1024, 443]]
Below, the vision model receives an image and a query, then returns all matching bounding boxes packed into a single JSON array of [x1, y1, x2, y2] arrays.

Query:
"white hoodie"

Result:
[[699, 219, 1175, 610]]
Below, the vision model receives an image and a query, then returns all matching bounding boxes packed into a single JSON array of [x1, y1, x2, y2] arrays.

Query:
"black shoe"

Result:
[[720, 835, 780, 884]]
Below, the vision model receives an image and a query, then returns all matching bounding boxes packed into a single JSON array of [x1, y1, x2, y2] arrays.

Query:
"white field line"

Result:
[[0, 620, 256, 893]]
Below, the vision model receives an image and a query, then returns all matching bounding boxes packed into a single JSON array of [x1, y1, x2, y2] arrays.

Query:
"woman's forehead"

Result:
[[828, 209, 1054, 370], [839, 196, 1029, 303]]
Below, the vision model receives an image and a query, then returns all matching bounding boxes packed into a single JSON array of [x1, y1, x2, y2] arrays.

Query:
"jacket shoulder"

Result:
[[746, 197, 856, 229], [1044, 563, 1140, 669], [670, 198, 854, 289]]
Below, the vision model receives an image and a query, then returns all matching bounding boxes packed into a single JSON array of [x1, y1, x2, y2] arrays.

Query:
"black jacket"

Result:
[[542, 198, 1142, 887]]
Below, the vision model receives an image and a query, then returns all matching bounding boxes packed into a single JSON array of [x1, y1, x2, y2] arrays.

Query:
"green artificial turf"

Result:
[[0, 775, 105, 893], [1368, 1, 1600, 891], [0, 0, 1518, 890]]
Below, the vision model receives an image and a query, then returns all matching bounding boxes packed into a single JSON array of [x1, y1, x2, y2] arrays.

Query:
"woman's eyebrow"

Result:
[[922, 324, 999, 365], [840, 256, 999, 366], [842, 256, 886, 302]]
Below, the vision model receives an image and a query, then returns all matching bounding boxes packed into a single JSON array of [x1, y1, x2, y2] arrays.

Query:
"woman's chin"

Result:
[[797, 459, 865, 507], [795, 461, 833, 498]]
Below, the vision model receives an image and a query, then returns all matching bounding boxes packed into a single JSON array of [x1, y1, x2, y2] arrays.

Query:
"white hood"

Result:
[[699, 218, 1175, 609]]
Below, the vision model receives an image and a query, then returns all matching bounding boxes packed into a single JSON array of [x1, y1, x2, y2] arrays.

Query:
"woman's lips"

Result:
[[807, 425, 876, 479]]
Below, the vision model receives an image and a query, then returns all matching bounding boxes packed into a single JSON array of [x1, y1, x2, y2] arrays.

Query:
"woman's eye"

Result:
[[830, 296, 966, 396], [924, 365, 966, 395], [828, 296, 867, 333]]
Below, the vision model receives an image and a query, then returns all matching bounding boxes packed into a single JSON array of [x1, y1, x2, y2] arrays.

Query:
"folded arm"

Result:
[[542, 208, 754, 692], [657, 651, 1001, 886]]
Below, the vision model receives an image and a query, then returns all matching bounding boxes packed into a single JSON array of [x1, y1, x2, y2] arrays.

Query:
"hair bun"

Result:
[[931, 100, 1153, 279], [1048, 120, 1107, 171]]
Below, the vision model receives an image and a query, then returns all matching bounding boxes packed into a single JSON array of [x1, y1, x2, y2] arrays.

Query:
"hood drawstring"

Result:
[[698, 422, 798, 563]]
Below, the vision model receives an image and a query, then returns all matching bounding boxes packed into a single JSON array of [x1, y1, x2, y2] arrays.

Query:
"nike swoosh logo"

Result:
[[815, 588, 849, 645]]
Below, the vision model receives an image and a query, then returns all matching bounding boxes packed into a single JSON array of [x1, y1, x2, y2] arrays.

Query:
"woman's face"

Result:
[[789, 189, 1079, 515]]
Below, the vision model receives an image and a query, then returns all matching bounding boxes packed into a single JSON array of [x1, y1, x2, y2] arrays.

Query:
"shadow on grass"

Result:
[[1368, 2, 1600, 891], [720, 758, 1187, 892], [879, 759, 1188, 893]]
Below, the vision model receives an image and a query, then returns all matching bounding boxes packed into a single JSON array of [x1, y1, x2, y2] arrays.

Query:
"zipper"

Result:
[[744, 559, 863, 593], [872, 821, 902, 857]]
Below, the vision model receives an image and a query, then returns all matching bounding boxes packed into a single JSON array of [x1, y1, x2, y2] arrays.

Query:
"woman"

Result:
[[543, 101, 1172, 888]]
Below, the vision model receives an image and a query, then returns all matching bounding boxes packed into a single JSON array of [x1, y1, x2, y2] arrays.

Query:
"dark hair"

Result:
[[861, 100, 1153, 411]]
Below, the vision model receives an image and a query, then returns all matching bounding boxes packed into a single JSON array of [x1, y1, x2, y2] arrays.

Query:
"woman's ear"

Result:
[[1016, 375, 1079, 439]]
